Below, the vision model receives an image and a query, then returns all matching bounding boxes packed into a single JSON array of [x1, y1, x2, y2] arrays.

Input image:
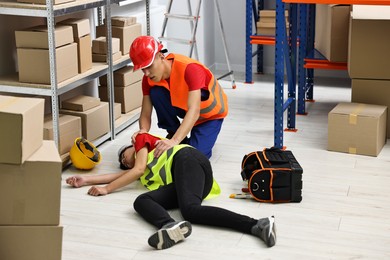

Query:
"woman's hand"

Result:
[[88, 186, 109, 196]]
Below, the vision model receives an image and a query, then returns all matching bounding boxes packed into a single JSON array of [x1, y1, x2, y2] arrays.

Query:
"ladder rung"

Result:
[[165, 13, 198, 20], [159, 37, 196, 45]]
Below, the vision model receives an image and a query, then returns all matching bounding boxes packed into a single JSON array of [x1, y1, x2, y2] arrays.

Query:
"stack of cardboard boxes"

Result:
[[92, 36, 122, 63], [98, 65, 143, 114], [96, 16, 141, 55], [256, 10, 289, 36], [59, 95, 111, 142], [0, 95, 63, 260], [15, 24, 78, 84], [15, 17, 94, 84], [323, 5, 388, 157], [59, 18, 93, 73], [349, 6, 390, 143]]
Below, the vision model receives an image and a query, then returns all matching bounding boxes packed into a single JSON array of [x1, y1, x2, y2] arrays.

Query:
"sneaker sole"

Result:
[[148, 221, 192, 250], [265, 216, 276, 247]]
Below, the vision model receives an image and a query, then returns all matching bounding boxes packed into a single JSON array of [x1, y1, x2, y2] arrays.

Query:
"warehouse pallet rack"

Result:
[[246, 0, 390, 149], [0, 0, 150, 151]]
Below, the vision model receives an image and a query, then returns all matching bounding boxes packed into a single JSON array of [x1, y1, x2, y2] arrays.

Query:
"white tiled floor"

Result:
[[61, 74, 390, 259]]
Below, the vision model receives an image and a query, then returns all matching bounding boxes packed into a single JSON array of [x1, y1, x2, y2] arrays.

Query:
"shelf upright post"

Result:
[[306, 4, 315, 101], [297, 3, 307, 115], [105, 0, 115, 140], [46, 0, 60, 150], [146, 0, 150, 35], [245, 0, 253, 83], [274, 0, 285, 148], [256, 0, 264, 74], [274, 0, 297, 148], [286, 3, 298, 130]]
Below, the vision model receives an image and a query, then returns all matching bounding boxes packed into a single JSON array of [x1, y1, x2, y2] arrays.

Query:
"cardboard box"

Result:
[[44, 114, 82, 155], [0, 226, 63, 260], [328, 102, 387, 157], [258, 10, 289, 23], [348, 9, 390, 79], [352, 78, 390, 138], [0, 141, 62, 225], [15, 25, 74, 49], [96, 23, 142, 55], [60, 102, 109, 141], [92, 36, 120, 54], [75, 34, 93, 73], [92, 51, 122, 63], [0, 95, 44, 164], [62, 95, 100, 112], [59, 18, 90, 38], [105, 16, 137, 27], [17, 43, 78, 84], [99, 81, 142, 113], [99, 65, 143, 87], [114, 102, 122, 120], [315, 4, 351, 62]]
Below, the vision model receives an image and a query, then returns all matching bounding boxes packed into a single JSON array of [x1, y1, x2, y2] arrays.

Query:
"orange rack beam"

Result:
[[304, 58, 347, 70], [250, 35, 275, 45]]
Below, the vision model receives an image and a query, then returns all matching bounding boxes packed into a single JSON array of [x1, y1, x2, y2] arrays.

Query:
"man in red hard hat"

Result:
[[129, 36, 228, 159]]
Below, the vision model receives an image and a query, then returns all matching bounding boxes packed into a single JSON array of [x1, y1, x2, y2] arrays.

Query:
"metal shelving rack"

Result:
[[0, 0, 144, 150], [246, 0, 390, 149], [246, 0, 299, 149]]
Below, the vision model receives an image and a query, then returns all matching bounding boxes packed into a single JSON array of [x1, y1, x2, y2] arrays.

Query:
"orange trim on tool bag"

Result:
[[256, 151, 265, 169]]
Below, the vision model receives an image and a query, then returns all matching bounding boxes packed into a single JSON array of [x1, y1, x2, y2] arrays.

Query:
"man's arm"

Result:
[[132, 96, 153, 144], [153, 89, 200, 158]]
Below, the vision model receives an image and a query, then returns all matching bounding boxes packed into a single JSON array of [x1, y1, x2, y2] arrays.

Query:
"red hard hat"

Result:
[[129, 36, 163, 71]]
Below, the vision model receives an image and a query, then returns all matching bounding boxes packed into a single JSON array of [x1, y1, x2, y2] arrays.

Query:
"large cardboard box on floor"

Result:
[[328, 102, 387, 157], [99, 65, 143, 86], [96, 23, 142, 55], [0, 95, 44, 164], [99, 81, 142, 113], [351, 78, 390, 138], [17, 43, 78, 84], [348, 7, 390, 79], [44, 114, 82, 155], [315, 4, 351, 62], [60, 102, 109, 141], [0, 226, 63, 260], [15, 25, 74, 49], [0, 141, 62, 225]]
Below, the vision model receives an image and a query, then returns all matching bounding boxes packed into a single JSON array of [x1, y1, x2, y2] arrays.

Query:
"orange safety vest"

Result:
[[147, 53, 228, 125]]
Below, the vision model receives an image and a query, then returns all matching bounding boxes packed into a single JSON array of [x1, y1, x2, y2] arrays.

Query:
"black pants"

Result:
[[133, 147, 257, 234]]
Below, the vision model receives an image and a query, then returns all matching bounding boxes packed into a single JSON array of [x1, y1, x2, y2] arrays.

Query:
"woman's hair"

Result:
[[118, 144, 134, 170]]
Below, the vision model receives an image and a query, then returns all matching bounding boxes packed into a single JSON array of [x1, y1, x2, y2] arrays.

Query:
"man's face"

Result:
[[142, 53, 164, 82]]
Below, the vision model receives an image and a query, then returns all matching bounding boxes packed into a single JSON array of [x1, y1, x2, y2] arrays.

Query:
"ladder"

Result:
[[159, 0, 236, 89]]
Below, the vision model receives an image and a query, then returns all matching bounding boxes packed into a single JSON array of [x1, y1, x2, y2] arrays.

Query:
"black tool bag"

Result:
[[241, 147, 303, 203]]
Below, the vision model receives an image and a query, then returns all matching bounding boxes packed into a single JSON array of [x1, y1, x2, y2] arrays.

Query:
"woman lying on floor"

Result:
[[66, 132, 276, 249]]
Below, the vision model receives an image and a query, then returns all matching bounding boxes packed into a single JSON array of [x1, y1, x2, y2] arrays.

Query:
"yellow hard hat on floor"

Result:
[[70, 137, 101, 170]]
